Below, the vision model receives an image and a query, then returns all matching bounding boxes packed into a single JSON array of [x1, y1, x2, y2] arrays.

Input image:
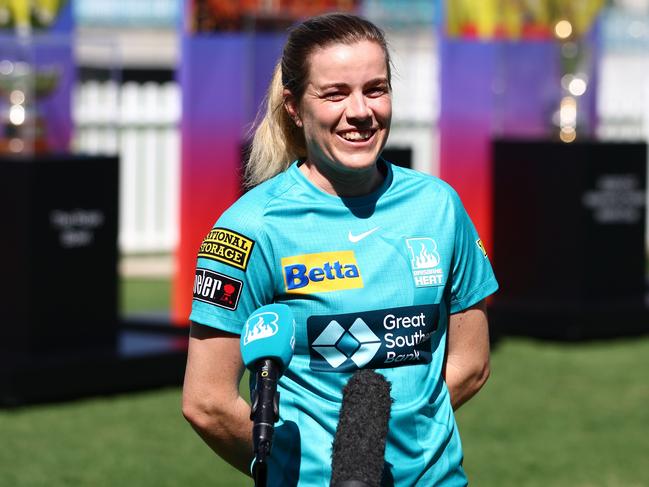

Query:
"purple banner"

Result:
[[439, 37, 598, 253], [173, 32, 285, 323]]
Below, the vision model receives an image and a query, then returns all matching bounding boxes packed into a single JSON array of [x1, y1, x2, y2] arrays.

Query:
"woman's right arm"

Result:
[[182, 322, 253, 476]]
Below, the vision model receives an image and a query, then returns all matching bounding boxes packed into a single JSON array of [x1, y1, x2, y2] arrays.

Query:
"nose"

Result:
[[346, 92, 371, 123]]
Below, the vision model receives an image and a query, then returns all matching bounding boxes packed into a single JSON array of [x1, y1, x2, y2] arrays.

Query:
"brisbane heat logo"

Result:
[[406, 238, 444, 288], [243, 311, 279, 345], [281, 251, 363, 294]]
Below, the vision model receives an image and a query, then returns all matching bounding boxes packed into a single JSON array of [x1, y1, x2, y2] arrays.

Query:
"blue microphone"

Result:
[[240, 303, 295, 487]]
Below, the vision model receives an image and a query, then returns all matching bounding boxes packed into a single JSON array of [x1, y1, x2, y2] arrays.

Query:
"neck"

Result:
[[299, 160, 384, 197]]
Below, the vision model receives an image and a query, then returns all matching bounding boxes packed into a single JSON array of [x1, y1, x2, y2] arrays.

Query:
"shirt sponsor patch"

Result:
[[193, 268, 242, 311], [406, 237, 445, 288], [198, 227, 255, 271], [281, 250, 363, 294], [476, 238, 488, 257], [307, 304, 439, 372]]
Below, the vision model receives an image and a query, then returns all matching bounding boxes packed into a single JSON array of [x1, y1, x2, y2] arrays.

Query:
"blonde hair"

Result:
[[244, 63, 306, 188], [245, 13, 391, 188]]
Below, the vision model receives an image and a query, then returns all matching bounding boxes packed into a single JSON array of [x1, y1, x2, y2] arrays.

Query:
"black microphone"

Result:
[[240, 304, 296, 487], [330, 369, 392, 487]]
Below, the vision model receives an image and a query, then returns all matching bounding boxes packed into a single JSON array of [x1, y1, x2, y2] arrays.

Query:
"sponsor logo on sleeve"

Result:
[[193, 268, 243, 311], [307, 304, 439, 372], [476, 238, 488, 257], [281, 250, 363, 294], [198, 228, 255, 271], [406, 238, 445, 287]]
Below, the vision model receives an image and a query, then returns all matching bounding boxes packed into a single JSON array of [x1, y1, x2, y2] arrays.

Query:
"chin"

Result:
[[335, 153, 382, 172]]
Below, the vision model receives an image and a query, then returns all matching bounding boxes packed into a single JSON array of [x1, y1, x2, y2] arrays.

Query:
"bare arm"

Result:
[[182, 323, 253, 475], [443, 299, 491, 410]]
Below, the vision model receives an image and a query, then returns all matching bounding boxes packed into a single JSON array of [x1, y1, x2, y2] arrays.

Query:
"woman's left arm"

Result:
[[443, 299, 490, 410]]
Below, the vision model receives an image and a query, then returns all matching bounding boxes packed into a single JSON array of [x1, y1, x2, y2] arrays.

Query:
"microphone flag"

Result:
[[240, 303, 296, 487], [241, 303, 295, 373]]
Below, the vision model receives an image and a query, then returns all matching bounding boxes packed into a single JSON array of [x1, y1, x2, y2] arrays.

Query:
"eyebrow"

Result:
[[318, 77, 389, 90], [319, 82, 347, 91]]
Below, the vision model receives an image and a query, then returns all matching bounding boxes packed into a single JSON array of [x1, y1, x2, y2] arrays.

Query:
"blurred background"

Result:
[[1, 0, 648, 486]]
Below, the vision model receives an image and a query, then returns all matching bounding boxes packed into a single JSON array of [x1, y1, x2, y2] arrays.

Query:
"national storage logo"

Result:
[[307, 304, 439, 372], [281, 251, 363, 294], [198, 227, 255, 271]]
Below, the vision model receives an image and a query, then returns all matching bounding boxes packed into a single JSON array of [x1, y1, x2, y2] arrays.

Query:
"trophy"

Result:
[[0, 0, 68, 154], [0, 59, 60, 154]]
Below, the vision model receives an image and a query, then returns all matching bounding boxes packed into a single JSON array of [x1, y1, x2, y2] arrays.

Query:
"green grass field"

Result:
[[456, 337, 649, 487], [120, 277, 172, 315], [1, 278, 648, 486]]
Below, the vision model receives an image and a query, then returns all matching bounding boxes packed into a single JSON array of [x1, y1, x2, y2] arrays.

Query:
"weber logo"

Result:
[[193, 268, 243, 311]]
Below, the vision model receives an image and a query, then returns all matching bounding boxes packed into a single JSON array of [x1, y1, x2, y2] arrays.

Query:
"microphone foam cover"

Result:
[[240, 303, 295, 374], [330, 369, 392, 487]]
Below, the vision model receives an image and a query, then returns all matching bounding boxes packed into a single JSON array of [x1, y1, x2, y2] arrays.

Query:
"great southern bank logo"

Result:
[[243, 311, 279, 345], [311, 319, 381, 369], [406, 238, 444, 288], [307, 305, 439, 372]]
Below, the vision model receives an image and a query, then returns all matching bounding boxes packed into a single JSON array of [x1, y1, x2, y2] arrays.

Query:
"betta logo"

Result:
[[281, 251, 364, 294], [243, 311, 279, 345]]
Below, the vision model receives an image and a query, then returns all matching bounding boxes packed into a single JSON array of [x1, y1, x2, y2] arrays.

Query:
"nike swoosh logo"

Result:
[[348, 227, 380, 243]]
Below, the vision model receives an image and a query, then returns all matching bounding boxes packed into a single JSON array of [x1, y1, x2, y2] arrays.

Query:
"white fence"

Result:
[[72, 36, 649, 256], [71, 35, 439, 256], [73, 80, 181, 254]]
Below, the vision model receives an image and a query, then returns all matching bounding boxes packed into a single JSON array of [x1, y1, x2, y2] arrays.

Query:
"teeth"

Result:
[[340, 130, 372, 141]]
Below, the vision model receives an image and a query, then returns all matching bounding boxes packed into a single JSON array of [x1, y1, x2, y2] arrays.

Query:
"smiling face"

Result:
[[284, 40, 392, 195]]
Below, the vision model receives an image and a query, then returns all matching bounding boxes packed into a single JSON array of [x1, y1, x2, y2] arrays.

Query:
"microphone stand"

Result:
[[253, 462, 267, 487], [251, 359, 280, 487]]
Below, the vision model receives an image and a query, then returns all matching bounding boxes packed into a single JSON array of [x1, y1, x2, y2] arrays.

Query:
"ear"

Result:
[[283, 89, 302, 127]]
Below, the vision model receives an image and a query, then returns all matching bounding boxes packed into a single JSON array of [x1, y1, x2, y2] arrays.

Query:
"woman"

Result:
[[182, 13, 498, 486]]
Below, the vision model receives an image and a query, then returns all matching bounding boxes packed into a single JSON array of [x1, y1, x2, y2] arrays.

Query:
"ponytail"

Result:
[[244, 63, 306, 188]]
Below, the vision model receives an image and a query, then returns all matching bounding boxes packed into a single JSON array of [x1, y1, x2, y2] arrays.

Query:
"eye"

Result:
[[323, 91, 346, 101], [366, 86, 388, 98]]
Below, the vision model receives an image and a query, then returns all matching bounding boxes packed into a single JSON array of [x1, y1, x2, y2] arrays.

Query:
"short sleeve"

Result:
[[448, 189, 499, 313], [189, 204, 274, 335]]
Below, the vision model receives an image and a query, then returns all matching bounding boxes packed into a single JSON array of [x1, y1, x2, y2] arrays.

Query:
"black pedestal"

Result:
[[0, 155, 190, 406], [491, 140, 648, 339], [0, 324, 188, 407], [0, 154, 119, 353]]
